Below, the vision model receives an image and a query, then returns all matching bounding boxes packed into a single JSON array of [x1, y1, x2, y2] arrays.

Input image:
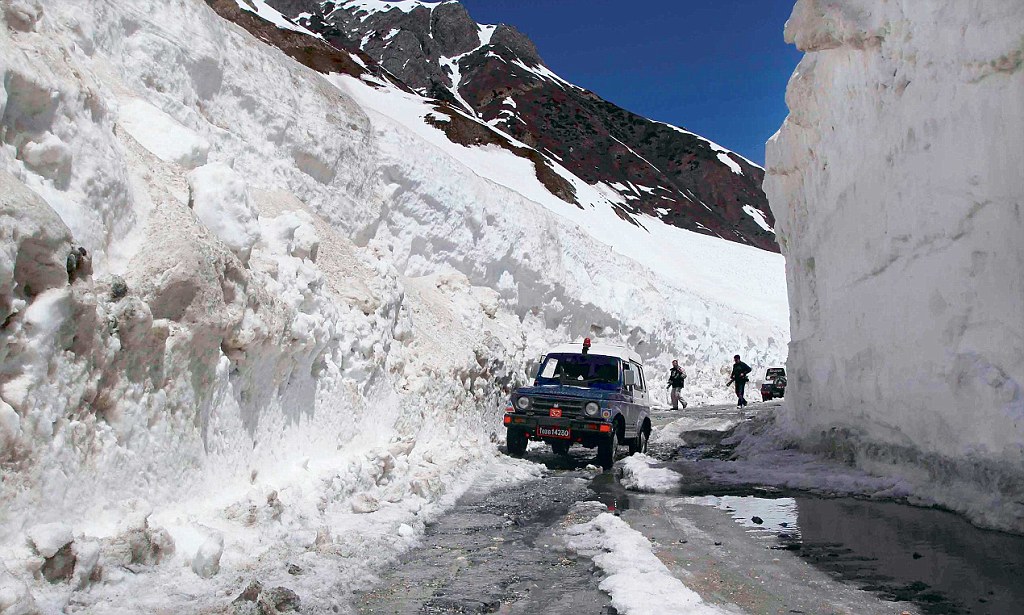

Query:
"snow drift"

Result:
[[765, 0, 1024, 532], [0, 0, 786, 610]]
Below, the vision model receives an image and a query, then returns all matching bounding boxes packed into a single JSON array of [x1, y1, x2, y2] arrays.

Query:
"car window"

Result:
[[630, 362, 645, 391], [536, 354, 621, 389]]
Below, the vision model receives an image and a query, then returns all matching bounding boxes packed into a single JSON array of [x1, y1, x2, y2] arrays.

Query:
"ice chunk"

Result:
[[619, 454, 683, 494], [190, 534, 224, 579], [26, 523, 73, 558], [187, 163, 260, 263]]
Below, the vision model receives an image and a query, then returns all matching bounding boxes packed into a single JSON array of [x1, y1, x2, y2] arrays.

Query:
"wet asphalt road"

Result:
[[354, 460, 614, 614], [357, 402, 1024, 615]]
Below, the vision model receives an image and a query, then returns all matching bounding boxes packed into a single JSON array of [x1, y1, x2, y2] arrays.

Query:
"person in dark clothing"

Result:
[[66, 246, 90, 283], [666, 359, 687, 410], [726, 354, 752, 408]]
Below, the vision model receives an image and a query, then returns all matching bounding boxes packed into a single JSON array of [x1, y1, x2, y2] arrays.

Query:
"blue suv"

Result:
[[503, 340, 652, 470]]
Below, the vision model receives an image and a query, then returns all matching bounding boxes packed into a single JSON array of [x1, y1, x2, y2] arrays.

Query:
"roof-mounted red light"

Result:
[[582, 338, 591, 354]]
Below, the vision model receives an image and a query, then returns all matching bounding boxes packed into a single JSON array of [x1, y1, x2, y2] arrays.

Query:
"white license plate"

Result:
[[537, 426, 571, 439]]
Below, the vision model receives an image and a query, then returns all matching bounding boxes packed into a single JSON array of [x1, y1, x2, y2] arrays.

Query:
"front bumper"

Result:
[[503, 413, 612, 439]]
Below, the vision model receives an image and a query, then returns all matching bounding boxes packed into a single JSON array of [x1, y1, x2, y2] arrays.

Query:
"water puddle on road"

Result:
[[685, 494, 1024, 615]]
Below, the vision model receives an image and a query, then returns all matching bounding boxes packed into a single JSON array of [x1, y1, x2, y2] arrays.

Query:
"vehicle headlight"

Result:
[[584, 402, 599, 416], [516, 396, 531, 410]]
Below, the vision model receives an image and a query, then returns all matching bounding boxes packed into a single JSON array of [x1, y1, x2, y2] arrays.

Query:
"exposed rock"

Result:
[[232, 580, 301, 614], [109, 275, 128, 300], [234, 580, 263, 604], [490, 24, 541, 65], [39, 543, 75, 583], [430, 2, 479, 58]]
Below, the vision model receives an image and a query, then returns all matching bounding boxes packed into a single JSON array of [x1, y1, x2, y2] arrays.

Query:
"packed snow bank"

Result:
[[0, 0, 537, 610], [564, 505, 731, 614], [765, 0, 1024, 532]]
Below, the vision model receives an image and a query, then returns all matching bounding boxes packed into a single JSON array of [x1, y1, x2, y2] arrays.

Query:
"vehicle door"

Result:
[[629, 361, 649, 434], [619, 362, 634, 434]]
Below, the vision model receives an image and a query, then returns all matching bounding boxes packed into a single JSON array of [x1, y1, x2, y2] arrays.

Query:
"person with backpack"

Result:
[[666, 360, 687, 410], [726, 355, 752, 408]]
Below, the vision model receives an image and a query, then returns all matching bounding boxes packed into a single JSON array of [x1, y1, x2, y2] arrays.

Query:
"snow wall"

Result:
[[765, 0, 1024, 532], [0, 0, 786, 611]]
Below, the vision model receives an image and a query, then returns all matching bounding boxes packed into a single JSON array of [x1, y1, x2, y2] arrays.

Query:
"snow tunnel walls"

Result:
[[765, 0, 1024, 532]]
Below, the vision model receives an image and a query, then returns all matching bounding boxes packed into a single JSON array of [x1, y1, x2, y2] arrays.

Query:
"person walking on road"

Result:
[[726, 355, 752, 408], [667, 360, 687, 410]]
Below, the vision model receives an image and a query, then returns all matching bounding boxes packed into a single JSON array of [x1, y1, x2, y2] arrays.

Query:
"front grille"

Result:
[[530, 397, 586, 417]]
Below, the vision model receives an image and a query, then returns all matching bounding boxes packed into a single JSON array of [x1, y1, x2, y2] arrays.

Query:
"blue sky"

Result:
[[459, 0, 804, 165]]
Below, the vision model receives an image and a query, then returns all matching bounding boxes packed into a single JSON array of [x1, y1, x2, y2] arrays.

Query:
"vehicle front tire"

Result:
[[629, 422, 651, 455], [597, 430, 618, 470], [507, 430, 527, 457]]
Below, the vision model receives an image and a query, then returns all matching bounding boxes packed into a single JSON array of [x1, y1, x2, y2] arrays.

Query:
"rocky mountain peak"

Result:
[[429, 1, 479, 56], [264, 0, 779, 252]]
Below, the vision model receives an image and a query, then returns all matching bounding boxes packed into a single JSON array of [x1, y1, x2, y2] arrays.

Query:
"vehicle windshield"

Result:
[[536, 353, 621, 390]]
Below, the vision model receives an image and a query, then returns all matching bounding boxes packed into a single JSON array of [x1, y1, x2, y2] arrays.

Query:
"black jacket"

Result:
[[668, 366, 686, 388], [730, 361, 751, 384]]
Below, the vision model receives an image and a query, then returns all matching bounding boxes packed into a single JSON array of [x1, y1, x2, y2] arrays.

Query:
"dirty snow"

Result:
[[619, 454, 683, 494], [565, 507, 732, 615]]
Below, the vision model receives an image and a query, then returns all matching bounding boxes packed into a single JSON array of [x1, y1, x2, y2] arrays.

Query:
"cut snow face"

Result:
[[765, 0, 1024, 532]]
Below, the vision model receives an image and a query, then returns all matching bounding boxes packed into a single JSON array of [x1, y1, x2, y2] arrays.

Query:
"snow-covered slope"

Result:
[[765, 0, 1024, 532], [0, 0, 786, 610]]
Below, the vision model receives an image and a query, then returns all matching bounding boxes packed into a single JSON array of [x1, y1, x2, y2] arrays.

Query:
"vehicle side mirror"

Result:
[[623, 370, 636, 387]]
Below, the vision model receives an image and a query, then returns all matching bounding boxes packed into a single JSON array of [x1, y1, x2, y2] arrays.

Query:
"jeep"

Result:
[[760, 367, 787, 401], [503, 339, 653, 470]]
